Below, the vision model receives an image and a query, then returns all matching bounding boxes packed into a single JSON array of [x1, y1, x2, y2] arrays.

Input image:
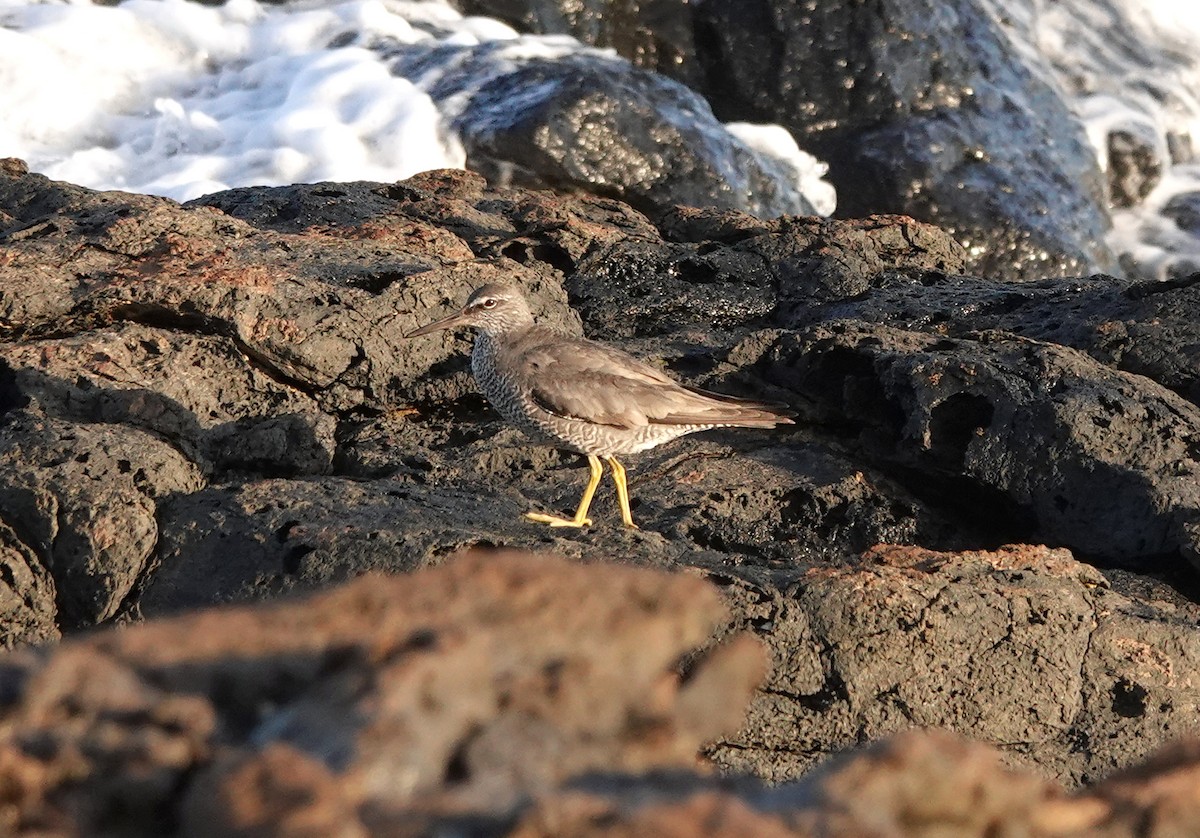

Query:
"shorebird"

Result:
[[405, 283, 794, 529]]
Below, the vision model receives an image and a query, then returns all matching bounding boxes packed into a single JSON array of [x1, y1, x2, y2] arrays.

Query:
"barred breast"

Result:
[[471, 331, 558, 444]]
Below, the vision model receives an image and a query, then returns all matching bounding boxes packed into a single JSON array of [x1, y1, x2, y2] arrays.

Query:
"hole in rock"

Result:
[[1111, 678, 1148, 718], [928, 393, 994, 470]]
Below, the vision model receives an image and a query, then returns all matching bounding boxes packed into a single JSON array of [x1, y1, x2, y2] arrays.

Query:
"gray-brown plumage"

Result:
[[405, 283, 794, 528]]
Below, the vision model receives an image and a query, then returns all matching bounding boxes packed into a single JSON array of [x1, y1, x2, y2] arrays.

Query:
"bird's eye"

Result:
[[482, 298, 497, 309]]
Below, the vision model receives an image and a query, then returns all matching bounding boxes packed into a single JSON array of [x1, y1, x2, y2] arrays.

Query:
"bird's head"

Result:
[[405, 283, 535, 338]]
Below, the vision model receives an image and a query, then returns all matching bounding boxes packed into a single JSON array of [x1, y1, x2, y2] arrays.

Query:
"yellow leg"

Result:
[[525, 454, 603, 528], [606, 456, 639, 529]]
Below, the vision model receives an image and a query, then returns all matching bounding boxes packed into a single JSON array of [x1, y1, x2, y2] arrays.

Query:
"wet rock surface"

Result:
[[386, 44, 816, 220], [693, 0, 1115, 279], [1107, 128, 1164, 209], [452, 0, 705, 92], [4, 163, 1200, 831], [1163, 192, 1200, 237]]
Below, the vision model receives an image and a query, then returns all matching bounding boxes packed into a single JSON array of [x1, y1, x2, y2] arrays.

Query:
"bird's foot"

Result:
[[524, 511, 593, 528]]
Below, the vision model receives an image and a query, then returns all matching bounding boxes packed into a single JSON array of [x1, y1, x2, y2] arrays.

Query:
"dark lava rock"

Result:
[[387, 44, 816, 219], [140, 476, 537, 615], [652, 439, 969, 561], [713, 543, 1200, 787], [756, 322, 1200, 567], [1169, 131, 1195, 165], [0, 324, 336, 478], [137, 423, 973, 619], [0, 517, 57, 649], [786, 271, 1200, 407], [568, 213, 968, 340], [5, 161, 1200, 796], [450, 0, 705, 91], [692, 0, 1114, 280], [1162, 191, 1200, 237], [0, 412, 203, 629]]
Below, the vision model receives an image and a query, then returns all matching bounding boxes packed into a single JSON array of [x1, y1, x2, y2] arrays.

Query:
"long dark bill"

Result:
[[404, 310, 469, 338]]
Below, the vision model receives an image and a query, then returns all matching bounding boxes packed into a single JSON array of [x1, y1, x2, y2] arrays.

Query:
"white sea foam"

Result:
[[0, 0, 471, 200], [726, 123, 837, 217], [0, 0, 834, 217]]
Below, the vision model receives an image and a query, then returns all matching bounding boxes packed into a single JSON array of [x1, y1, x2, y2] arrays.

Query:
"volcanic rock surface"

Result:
[[3, 159, 1200, 833], [0, 552, 767, 836]]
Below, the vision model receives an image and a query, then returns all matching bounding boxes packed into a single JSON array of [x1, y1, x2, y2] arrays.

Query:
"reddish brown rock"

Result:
[[5, 549, 1200, 836], [1068, 739, 1200, 836], [180, 745, 367, 838], [789, 730, 1061, 837], [509, 791, 804, 838], [0, 552, 766, 836], [0, 645, 216, 837]]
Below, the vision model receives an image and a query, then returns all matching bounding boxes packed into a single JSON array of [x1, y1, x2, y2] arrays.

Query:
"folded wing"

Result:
[[519, 339, 794, 429]]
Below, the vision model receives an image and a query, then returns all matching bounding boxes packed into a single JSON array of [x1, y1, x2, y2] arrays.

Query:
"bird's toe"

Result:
[[524, 511, 591, 528]]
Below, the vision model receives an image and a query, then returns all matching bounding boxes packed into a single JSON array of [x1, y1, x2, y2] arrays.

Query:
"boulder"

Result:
[[755, 321, 1200, 566], [711, 544, 1200, 787], [386, 44, 818, 219]]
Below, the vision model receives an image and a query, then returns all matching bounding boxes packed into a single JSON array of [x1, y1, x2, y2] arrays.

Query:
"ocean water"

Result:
[[2, 0, 1199, 279]]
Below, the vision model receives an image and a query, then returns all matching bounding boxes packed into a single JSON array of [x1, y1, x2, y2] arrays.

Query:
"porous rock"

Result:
[[0, 519, 57, 649], [0, 323, 335, 477], [568, 213, 968, 340], [784, 270, 1200, 407], [0, 412, 203, 628], [7, 551, 1200, 836], [756, 321, 1200, 567], [711, 544, 1200, 787]]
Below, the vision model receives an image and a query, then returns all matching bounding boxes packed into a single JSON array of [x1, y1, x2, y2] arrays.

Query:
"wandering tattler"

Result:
[[406, 283, 794, 528]]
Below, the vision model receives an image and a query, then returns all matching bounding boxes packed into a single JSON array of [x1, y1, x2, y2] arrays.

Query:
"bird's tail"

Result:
[[664, 386, 796, 428]]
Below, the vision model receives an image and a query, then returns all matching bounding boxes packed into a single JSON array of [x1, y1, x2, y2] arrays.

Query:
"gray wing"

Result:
[[517, 338, 792, 429]]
